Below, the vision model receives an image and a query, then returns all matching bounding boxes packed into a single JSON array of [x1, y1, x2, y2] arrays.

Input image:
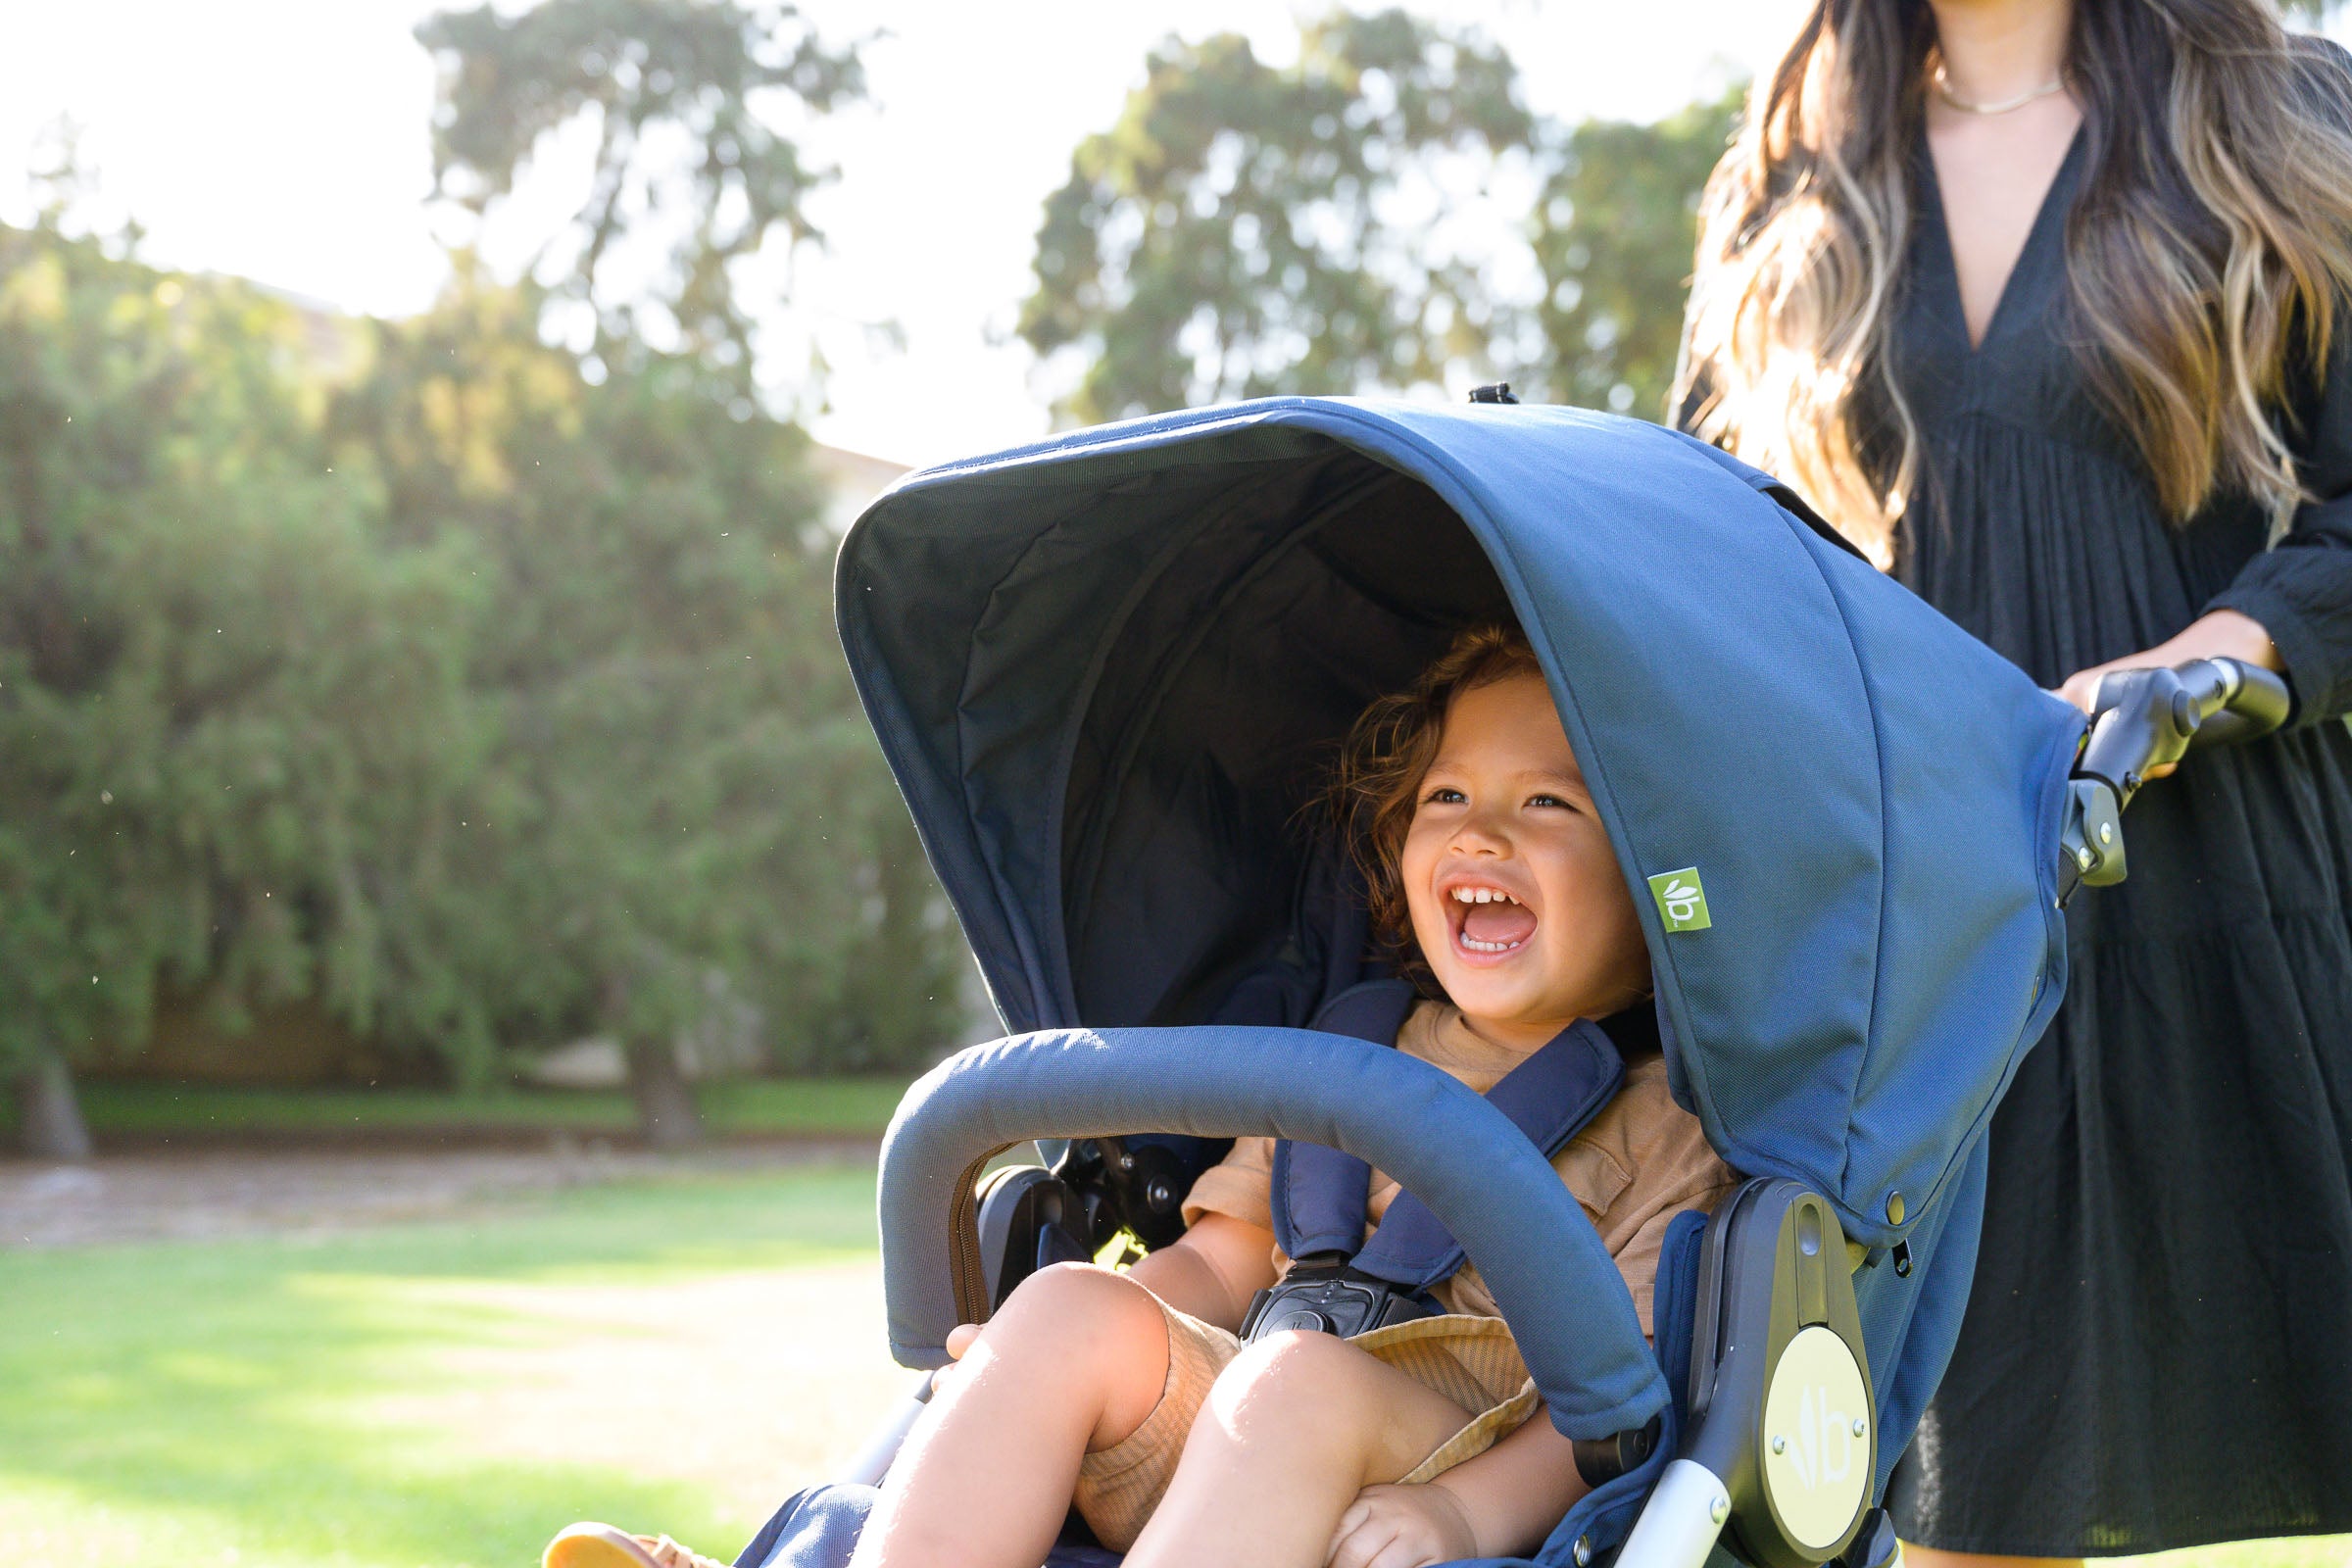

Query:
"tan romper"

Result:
[[1070, 1002, 1741, 1549]]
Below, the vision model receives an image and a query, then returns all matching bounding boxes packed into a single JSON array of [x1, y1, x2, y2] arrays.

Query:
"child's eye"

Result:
[[1528, 793, 1573, 810], [1423, 786, 1466, 805]]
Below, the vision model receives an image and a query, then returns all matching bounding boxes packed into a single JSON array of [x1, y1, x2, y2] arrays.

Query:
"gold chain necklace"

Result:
[[1932, 63, 2066, 115]]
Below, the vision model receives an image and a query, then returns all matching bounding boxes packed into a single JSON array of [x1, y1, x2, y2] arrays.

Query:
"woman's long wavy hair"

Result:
[[1674, 0, 2352, 560]]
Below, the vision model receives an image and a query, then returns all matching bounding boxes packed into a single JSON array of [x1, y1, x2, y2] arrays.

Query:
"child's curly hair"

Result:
[[1325, 622, 1545, 975]]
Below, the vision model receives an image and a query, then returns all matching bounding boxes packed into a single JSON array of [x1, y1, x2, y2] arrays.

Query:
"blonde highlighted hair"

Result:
[[1674, 0, 2352, 559]]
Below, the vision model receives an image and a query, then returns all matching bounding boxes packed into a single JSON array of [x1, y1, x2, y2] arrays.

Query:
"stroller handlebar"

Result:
[[876, 1024, 1672, 1444], [2078, 656, 2289, 801], [2059, 657, 2289, 898]]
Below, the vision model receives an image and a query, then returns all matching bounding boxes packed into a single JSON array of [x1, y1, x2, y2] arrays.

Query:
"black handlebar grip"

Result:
[[2079, 658, 2290, 808], [2180, 659, 2289, 750]]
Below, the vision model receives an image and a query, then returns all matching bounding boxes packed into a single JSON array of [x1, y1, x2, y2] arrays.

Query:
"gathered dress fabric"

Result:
[[1861, 131, 2352, 1554]]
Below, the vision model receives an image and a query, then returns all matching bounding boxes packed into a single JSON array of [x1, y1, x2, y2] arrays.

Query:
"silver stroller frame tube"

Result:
[[1616, 1459, 1735, 1568], [834, 1372, 935, 1487]]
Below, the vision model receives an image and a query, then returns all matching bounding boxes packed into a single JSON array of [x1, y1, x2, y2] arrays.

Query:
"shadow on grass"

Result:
[[0, 1165, 879, 1568]]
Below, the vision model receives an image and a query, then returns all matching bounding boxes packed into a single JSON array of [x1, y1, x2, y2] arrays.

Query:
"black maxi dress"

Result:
[[1869, 132, 2352, 1553]]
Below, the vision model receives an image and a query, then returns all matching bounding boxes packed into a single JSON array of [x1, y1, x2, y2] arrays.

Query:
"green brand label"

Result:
[[1648, 867, 1712, 933]]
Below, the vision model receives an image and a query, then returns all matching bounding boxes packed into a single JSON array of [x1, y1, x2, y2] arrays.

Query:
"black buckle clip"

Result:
[[1239, 1254, 1436, 1341]]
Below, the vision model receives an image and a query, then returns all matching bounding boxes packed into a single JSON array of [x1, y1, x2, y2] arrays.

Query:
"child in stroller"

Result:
[[547, 394, 2290, 1568], [549, 621, 1740, 1568]]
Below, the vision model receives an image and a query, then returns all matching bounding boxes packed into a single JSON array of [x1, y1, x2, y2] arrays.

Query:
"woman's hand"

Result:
[[2055, 609, 2280, 715], [1324, 1483, 1478, 1568], [2055, 610, 2281, 778]]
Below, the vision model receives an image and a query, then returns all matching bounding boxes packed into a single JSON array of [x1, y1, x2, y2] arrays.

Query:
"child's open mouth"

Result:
[[1446, 883, 1537, 956]]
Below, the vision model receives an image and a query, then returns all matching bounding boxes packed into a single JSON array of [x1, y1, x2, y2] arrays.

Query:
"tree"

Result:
[[416, 0, 863, 394], [1017, 10, 1536, 423], [1527, 87, 1741, 419], [1019, 14, 1743, 429], [0, 213, 477, 1156], [404, 2, 955, 1141], [331, 276, 964, 1146]]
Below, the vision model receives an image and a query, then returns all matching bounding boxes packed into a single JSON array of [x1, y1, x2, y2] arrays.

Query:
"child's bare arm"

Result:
[[1125, 1212, 1281, 1331], [1328, 1405, 1590, 1568]]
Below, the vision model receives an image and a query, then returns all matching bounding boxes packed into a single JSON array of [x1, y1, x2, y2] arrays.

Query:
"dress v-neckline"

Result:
[[1920, 123, 2085, 358]]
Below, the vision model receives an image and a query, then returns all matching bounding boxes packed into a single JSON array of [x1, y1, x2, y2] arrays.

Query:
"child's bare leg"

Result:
[[850, 1263, 1171, 1568], [1124, 1330, 1477, 1568]]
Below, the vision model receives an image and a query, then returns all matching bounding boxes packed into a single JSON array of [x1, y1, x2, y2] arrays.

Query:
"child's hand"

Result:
[[1324, 1482, 1478, 1568], [929, 1322, 980, 1396]]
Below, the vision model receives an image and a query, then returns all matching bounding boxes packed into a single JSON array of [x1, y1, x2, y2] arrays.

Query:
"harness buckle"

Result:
[[1238, 1253, 1437, 1342]]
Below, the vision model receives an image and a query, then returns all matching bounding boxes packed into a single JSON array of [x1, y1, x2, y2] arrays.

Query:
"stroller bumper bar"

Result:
[[877, 1024, 1672, 1443]]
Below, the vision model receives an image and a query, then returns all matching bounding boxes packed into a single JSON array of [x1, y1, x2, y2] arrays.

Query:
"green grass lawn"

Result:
[[4, 1160, 2347, 1568], [25, 1075, 913, 1141], [0, 1163, 887, 1568]]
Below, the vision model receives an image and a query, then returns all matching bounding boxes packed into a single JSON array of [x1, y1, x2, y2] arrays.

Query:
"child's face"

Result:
[[1398, 672, 1649, 1047]]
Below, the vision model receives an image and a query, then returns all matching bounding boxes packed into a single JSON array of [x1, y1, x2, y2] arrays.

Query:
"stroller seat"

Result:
[[739, 396, 2282, 1568]]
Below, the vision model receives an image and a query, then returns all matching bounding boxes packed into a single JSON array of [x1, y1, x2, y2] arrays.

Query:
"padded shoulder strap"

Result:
[[1269, 980, 1419, 1260], [1350, 1017, 1624, 1291], [1270, 987, 1633, 1291]]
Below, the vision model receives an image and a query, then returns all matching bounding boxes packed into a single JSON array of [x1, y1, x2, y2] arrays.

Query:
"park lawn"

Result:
[[22, 1075, 913, 1142], [0, 1162, 898, 1568], [3, 1159, 2348, 1568]]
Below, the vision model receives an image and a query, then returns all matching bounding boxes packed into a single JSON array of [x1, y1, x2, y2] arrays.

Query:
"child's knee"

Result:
[[1204, 1329, 1381, 1428], [988, 1262, 1163, 1361]]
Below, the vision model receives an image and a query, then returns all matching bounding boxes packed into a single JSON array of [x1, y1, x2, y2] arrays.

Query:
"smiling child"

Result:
[[546, 622, 1739, 1568]]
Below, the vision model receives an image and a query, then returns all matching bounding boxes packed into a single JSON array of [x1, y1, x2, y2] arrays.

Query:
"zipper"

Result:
[[948, 1146, 1014, 1322]]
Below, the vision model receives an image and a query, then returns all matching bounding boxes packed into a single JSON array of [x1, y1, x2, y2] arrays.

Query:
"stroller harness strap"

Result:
[[1270, 980, 1628, 1293]]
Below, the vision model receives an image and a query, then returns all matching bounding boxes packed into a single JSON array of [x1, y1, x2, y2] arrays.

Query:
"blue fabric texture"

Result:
[[880, 1025, 1670, 1439], [735, 1484, 874, 1568], [735, 1484, 1122, 1568], [1270, 979, 1419, 1260], [837, 396, 2081, 1513]]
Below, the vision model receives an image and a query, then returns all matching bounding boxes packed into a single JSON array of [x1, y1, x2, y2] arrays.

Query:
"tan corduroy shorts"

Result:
[[1070, 1298, 1542, 1551]]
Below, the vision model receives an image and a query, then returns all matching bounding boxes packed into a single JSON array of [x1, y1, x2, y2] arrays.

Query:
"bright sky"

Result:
[[0, 0, 1822, 469]]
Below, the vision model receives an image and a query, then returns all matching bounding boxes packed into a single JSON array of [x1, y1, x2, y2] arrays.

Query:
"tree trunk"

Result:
[[15, 1050, 93, 1162], [624, 1036, 702, 1151]]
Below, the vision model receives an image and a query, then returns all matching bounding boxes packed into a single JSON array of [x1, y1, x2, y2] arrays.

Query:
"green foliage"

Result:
[[3, 4, 962, 1109], [0, 227, 960, 1092], [1019, 12, 1739, 425], [416, 0, 864, 387], [1529, 87, 1741, 419], [1018, 9, 1535, 422], [0, 218, 478, 1079], [401, 1, 956, 1095], [329, 275, 963, 1080]]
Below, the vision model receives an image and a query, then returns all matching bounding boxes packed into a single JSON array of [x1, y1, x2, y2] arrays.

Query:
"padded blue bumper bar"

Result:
[[878, 1025, 1671, 1442]]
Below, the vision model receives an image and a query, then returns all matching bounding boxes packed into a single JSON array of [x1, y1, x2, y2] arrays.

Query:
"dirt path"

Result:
[[0, 1139, 879, 1249]]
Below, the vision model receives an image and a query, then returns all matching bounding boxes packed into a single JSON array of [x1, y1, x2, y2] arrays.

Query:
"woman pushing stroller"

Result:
[[549, 621, 1739, 1568]]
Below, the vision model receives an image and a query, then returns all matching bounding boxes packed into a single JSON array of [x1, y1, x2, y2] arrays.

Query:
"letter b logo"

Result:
[[1647, 867, 1712, 933]]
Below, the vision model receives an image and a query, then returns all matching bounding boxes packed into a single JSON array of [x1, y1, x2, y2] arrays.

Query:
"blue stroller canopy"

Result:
[[838, 397, 2079, 1256]]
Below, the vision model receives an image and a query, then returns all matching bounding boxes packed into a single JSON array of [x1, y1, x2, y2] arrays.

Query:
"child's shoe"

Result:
[[542, 1521, 730, 1568]]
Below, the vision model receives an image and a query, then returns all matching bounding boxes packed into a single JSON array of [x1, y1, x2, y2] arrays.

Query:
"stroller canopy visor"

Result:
[[838, 398, 2079, 1249]]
